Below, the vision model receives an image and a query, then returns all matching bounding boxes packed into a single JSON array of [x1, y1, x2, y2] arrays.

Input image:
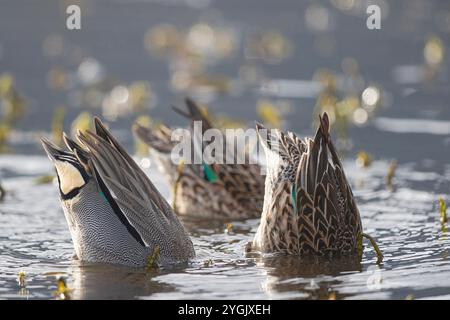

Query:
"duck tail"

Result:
[[172, 97, 213, 131], [313, 112, 330, 144], [133, 122, 174, 154], [62, 132, 91, 171]]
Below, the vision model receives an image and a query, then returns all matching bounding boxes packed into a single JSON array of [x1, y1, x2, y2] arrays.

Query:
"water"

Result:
[[0, 0, 450, 299], [0, 154, 449, 300]]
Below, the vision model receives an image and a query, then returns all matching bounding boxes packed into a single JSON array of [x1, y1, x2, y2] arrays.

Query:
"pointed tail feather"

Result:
[[133, 123, 174, 154], [172, 97, 213, 131]]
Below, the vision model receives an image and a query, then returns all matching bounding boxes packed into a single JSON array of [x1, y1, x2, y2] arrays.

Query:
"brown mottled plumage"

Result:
[[252, 113, 362, 256], [134, 98, 265, 220]]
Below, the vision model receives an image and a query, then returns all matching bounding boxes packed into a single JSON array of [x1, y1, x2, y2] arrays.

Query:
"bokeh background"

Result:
[[0, 0, 449, 160]]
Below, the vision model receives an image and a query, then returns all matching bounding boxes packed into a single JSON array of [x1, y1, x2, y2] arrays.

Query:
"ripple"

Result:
[[0, 155, 449, 299]]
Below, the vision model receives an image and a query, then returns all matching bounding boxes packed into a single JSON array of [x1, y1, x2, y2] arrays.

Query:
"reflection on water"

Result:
[[255, 255, 362, 300], [69, 263, 177, 300], [0, 155, 449, 299]]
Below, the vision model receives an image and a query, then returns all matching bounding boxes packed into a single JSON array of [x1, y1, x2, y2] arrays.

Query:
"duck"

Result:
[[251, 113, 363, 256], [133, 98, 265, 220], [41, 117, 195, 267]]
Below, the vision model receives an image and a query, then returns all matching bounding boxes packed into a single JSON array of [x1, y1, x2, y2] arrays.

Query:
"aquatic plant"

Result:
[[17, 271, 29, 296], [257, 100, 285, 128], [386, 160, 397, 190], [54, 277, 72, 300], [356, 151, 373, 168], [225, 223, 233, 234], [358, 233, 384, 264], [146, 245, 161, 271], [439, 197, 447, 224], [0, 73, 28, 152], [17, 271, 26, 287], [203, 259, 214, 267]]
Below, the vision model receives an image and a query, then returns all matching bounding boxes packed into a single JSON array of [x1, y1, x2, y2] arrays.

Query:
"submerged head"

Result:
[[41, 138, 90, 200]]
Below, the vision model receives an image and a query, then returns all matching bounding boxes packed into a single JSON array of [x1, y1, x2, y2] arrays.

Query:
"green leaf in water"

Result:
[[18, 270, 26, 287], [54, 276, 72, 300]]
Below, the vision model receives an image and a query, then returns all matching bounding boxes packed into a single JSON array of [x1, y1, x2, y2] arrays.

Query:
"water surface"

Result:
[[0, 154, 449, 299], [0, 0, 449, 300]]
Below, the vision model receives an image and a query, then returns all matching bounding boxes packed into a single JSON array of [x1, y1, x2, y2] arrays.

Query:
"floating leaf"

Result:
[[203, 259, 213, 267], [18, 271, 26, 287], [225, 223, 233, 234]]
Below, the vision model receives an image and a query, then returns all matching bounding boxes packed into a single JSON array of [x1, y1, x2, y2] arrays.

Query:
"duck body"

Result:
[[253, 113, 362, 256], [42, 117, 195, 268], [134, 98, 264, 220], [61, 181, 152, 267], [172, 163, 263, 220]]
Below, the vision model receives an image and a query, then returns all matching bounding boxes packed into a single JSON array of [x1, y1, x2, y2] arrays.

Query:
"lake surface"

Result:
[[0, 0, 449, 299], [0, 154, 449, 300]]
